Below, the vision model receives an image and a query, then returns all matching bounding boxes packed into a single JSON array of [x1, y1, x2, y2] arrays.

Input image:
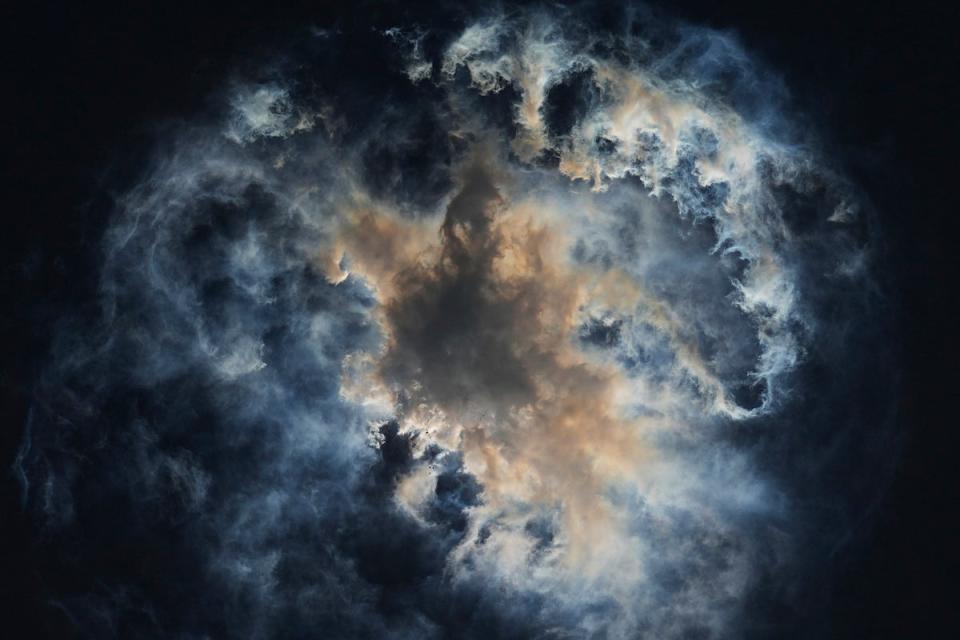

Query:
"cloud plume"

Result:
[[16, 3, 895, 639]]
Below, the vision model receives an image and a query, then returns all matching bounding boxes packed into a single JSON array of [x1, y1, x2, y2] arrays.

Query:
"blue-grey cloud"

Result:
[[16, 3, 895, 639]]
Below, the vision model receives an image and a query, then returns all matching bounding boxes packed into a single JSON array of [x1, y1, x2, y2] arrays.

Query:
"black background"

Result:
[[1, 1, 956, 637]]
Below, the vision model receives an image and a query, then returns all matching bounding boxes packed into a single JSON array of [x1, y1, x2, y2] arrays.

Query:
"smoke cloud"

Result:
[[16, 3, 895, 639]]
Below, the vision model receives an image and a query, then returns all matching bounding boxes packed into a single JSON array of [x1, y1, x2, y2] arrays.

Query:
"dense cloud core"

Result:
[[17, 4, 896, 639]]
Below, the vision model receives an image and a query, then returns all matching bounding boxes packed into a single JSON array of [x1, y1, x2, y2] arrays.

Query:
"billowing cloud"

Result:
[[16, 4, 894, 639]]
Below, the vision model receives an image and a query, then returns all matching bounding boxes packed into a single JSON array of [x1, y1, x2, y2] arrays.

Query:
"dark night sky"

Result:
[[2, 1, 957, 637]]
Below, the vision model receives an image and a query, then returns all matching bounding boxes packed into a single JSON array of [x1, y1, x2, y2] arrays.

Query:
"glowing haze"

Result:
[[18, 4, 893, 639]]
